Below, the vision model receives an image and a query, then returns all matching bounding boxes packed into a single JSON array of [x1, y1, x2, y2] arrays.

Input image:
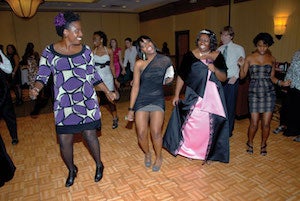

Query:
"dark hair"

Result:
[[253, 32, 274, 47], [125, 37, 132, 42], [6, 44, 18, 56], [54, 11, 80, 37], [93, 31, 107, 46], [136, 35, 157, 60], [110, 38, 118, 48], [195, 29, 218, 51], [20, 42, 34, 65], [0, 44, 3, 52], [220, 26, 235, 38]]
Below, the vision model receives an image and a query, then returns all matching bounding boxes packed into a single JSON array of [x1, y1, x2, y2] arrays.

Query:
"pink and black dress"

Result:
[[36, 44, 103, 134], [163, 51, 230, 163]]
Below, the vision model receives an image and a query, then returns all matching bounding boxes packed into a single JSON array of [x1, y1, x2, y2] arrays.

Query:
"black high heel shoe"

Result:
[[260, 144, 267, 156], [246, 142, 253, 154], [95, 162, 104, 182], [65, 165, 78, 187]]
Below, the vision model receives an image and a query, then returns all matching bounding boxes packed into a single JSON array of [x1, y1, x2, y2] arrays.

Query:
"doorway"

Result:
[[175, 30, 190, 69]]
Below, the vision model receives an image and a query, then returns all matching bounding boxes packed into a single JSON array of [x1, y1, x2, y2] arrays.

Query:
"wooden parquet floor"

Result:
[[0, 98, 299, 201]]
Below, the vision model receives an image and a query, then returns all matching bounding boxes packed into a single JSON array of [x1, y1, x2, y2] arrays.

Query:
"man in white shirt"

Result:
[[119, 37, 137, 87], [218, 26, 245, 137], [0, 46, 19, 145]]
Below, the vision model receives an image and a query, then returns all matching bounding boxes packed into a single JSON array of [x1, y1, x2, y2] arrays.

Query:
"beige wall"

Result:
[[0, 11, 139, 57], [140, 0, 300, 62], [1, 0, 299, 62]]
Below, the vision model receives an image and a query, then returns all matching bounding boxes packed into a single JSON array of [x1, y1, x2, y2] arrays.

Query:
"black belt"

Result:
[[95, 61, 110, 68]]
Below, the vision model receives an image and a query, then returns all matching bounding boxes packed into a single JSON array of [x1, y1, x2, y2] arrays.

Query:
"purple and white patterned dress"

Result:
[[36, 44, 103, 134]]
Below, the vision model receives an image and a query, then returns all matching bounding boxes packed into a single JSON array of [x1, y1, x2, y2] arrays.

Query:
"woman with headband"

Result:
[[164, 29, 230, 164]]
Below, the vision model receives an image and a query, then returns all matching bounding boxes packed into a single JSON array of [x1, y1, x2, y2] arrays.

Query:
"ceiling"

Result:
[[0, 0, 182, 13]]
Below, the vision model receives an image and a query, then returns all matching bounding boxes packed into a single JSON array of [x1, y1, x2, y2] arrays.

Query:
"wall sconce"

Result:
[[5, 0, 44, 18], [274, 16, 288, 40]]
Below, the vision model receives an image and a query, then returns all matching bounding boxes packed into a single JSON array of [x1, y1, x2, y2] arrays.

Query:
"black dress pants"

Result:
[[0, 93, 18, 141], [0, 135, 16, 187]]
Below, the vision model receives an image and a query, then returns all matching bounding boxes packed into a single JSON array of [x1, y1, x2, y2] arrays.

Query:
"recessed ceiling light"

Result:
[[101, 5, 106, 8], [122, 5, 127, 9]]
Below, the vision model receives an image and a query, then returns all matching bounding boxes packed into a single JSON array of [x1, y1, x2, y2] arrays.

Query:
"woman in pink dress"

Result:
[[163, 29, 230, 163], [110, 38, 124, 80]]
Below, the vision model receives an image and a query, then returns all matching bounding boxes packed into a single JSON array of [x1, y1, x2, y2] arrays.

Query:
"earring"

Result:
[[142, 52, 146, 60]]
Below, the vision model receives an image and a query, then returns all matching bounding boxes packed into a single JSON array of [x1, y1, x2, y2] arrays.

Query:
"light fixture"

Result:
[[274, 16, 288, 40], [5, 0, 43, 18]]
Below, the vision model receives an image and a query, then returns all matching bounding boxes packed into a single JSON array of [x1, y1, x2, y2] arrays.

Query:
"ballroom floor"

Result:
[[0, 97, 299, 201]]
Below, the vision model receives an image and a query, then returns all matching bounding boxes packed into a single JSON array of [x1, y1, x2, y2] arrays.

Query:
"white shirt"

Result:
[[123, 46, 137, 72], [0, 50, 12, 74], [218, 41, 245, 79]]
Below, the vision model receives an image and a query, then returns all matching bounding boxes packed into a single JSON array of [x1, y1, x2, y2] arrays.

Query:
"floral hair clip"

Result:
[[54, 13, 66, 27]]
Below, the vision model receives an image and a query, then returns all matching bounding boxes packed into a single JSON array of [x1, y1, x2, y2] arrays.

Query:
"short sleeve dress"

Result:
[[248, 64, 276, 113], [36, 44, 103, 134]]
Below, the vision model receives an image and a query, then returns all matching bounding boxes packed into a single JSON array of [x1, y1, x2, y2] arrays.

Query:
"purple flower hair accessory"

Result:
[[54, 13, 66, 27]]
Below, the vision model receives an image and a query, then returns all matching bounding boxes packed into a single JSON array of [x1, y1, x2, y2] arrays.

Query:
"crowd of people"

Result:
[[1, 10, 299, 188]]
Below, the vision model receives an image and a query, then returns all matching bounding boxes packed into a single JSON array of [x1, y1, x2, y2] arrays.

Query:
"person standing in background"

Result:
[[20, 42, 40, 90], [119, 37, 137, 87], [218, 26, 245, 137], [161, 42, 170, 56], [93, 31, 120, 129], [0, 46, 19, 145], [110, 38, 124, 83], [6, 44, 23, 105], [283, 49, 300, 141]]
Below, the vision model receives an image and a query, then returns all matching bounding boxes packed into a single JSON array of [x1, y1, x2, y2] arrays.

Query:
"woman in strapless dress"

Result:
[[239, 32, 290, 156]]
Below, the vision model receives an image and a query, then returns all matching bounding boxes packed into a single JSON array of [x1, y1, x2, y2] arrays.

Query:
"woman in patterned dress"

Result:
[[239, 33, 290, 155], [29, 11, 118, 187], [20, 42, 40, 89]]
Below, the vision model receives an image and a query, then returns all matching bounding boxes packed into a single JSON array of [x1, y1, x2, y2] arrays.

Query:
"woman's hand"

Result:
[[237, 57, 245, 67], [105, 91, 119, 102], [172, 95, 180, 106], [114, 79, 120, 89], [29, 87, 40, 100], [125, 111, 134, 122], [281, 79, 291, 87], [207, 63, 216, 72]]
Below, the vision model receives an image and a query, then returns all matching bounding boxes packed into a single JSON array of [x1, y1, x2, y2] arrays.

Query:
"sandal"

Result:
[[144, 153, 151, 168], [260, 144, 267, 156], [152, 156, 163, 172], [246, 142, 253, 154]]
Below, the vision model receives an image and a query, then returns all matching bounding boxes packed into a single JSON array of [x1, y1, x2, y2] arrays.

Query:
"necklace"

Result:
[[199, 51, 210, 57]]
